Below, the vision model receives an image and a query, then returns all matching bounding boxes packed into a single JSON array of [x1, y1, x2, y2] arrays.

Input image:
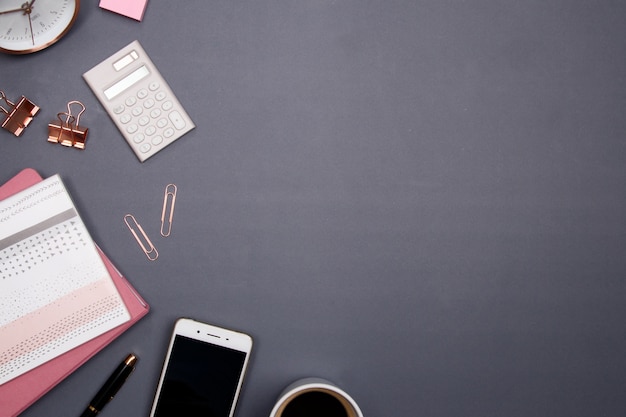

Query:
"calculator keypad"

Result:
[[116, 83, 187, 156]]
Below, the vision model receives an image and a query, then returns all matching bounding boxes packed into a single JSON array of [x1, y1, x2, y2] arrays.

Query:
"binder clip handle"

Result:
[[0, 90, 13, 114], [66, 100, 86, 127], [57, 112, 76, 128]]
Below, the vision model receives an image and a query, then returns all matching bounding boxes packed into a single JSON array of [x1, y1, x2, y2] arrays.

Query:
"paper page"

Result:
[[0, 175, 130, 385]]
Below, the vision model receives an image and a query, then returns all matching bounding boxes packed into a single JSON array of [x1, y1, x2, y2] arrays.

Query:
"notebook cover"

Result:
[[0, 168, 150, 417]]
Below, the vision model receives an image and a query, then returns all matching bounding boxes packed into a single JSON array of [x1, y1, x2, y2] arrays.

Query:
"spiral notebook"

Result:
[[0, 168, 150, 417]]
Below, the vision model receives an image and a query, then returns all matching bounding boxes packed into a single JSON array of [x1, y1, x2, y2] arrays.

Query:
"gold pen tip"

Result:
[[124, 353, 138, 367]]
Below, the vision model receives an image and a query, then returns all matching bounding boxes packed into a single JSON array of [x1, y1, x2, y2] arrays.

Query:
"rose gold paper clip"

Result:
[[160, 184, 177, 237], [124, 214, 158, 261]]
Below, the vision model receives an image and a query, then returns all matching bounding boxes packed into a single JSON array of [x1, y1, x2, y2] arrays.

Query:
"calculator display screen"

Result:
[[104, 65, 150, 100]]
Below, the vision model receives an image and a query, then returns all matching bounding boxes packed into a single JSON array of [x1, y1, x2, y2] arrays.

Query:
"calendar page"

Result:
[[0, 175, 130, 385]]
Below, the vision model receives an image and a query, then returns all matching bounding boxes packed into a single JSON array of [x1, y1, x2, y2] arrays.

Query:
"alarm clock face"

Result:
[[0, 0, 80, 54]]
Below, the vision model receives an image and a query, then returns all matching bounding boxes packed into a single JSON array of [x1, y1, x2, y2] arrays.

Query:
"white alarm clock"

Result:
[[0, 0, 80, 54]]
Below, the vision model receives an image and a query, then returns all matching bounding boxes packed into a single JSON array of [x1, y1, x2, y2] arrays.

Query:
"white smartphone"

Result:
[[149, 318, 253, 417]]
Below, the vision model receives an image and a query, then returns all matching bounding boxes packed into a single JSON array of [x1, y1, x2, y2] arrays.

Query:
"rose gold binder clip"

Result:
[[48, 101, 89, 149], [160, 184, 177, 237], [1, 90, 40, 137], [124, 214, 159, 261]]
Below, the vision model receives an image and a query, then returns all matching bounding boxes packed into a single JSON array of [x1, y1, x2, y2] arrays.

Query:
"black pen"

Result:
[[79, 353, 138, 417]]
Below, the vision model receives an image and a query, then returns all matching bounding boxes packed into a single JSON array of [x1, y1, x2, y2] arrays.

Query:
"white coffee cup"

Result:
[[269, 377, 364, 417]]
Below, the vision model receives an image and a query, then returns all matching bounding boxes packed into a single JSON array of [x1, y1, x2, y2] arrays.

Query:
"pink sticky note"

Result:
[[99, 0, 149, 21]]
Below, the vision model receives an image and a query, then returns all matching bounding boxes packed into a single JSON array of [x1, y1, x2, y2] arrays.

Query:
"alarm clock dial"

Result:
[[0, 0, 79, 54]]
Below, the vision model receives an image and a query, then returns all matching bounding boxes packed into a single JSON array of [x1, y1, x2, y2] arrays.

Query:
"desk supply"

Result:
[[0, 174, 131, 385], [0, 169, 150, 417], [148, 318, 253, 417], [79, 353, 137, 417], [0, 0, 80, 54], [83, 40, 195, 162], [99, 0, 149, 21], [1, 90, 39, 137], [48, 101, 89, 149], [160, 184, 177, 237], [124, 214, 159, 261]]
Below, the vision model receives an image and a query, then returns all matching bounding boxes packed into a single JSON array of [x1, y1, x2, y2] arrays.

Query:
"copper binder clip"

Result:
[[124, 214, 159, 261], [160, 184, 177, 237], [1, 90, 40, 137], [48, 101, 89, 149]]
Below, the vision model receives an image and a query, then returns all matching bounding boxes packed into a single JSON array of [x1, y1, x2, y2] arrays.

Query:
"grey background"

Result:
[[2, 1, 626, 416]]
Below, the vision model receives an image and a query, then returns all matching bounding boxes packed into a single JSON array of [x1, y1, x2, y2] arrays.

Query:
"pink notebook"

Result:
[[0, 168, 150, 417]]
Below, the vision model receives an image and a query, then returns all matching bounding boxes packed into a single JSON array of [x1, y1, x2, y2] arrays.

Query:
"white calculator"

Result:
[[83, 40, 195, 162]]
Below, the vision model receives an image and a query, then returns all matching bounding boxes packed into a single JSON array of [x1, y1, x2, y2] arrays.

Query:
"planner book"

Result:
[[0, 168, 150, 417]]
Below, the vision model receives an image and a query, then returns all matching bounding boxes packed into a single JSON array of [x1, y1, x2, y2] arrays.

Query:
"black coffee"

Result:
[[281, 391, 349, 417]]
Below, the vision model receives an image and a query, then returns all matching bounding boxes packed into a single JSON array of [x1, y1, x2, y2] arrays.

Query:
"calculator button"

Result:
[[137, 89, 148, 99], [155, 91, 167, 101], [151, 135, 164, 146], [113, 105, 125, 114], [149, 82, 160, 91], [144, 98, 155, 109], [150, 109, 162, 119], [138, 116, 150, 126], [120, 114, 132, 124], [139, 143, 152, 153], [125, 97, 137, 106], [133, 133, 145, 144], [163, 128, 175, 138], [162, 100, 173, 111], [169, 111, 186, 130], [145, 126, 157, 136], [132, 107, 143, 117], [156, 118, 168, 128], [127, 124, 139, 134]]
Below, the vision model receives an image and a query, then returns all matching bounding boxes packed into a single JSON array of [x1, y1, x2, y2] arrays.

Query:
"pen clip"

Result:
[[124, 214, 158, 261], [160, 183, 177, 237]]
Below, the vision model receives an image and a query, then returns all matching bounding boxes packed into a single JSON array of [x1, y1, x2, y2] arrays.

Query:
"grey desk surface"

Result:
[[2, 1, 626, 416]]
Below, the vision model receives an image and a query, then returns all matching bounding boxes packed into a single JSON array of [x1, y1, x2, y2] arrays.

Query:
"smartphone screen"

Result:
[[150, 320, 252, 417]]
